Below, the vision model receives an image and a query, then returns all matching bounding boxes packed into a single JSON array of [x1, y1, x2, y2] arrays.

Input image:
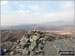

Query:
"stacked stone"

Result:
[[0, 29, 57, 55], [1, 29, 74, 56], [15, 29, 47, 55]]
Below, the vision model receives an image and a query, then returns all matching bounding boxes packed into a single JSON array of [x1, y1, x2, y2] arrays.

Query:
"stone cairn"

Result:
[[1, 29, 56, 55]]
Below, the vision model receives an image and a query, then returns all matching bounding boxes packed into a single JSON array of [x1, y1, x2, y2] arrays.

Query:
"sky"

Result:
[[1, 0, 74, 26]]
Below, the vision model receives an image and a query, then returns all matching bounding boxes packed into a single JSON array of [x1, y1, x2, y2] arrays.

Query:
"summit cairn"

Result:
[[1, 29, 75, 56], [31, 28, 36, 32], [1, 29, 59, 55], [14, 28, 48, 55]]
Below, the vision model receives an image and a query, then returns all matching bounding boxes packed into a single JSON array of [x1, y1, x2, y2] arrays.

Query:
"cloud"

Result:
[[1, 0, 8, 5], [19, 4, 25, 7], [27, 5, 42, 11], [65, 1, 74, 7], [15, 2, 19, 4], [15, 9, 74, 24], [15, 2, 25, 8], [1, 15, 23, 26], [1, 1, 74, 26], [1, 8, 74, 26], [45, 10, 74, 21], [62, 1, 74, 8], [17, 9, 30, 16], [19, 5, 42, 11]]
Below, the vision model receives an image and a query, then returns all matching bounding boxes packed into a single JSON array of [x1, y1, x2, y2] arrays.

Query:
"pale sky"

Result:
[[1, 0, 74, 26]]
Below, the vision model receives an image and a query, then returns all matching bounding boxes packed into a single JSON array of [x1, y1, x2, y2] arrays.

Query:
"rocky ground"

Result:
[[0, 29, 75, 56]]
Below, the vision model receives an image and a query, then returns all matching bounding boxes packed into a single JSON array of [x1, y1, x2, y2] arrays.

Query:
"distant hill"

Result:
[[1, 21, 74, 30], [1, 24, 45, 30]]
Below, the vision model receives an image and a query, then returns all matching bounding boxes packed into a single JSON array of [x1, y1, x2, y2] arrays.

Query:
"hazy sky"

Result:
[[1, 0, 74, 26]]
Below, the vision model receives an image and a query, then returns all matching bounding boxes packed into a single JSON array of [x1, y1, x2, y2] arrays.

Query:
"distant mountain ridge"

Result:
[[1, 21, 74, 30]]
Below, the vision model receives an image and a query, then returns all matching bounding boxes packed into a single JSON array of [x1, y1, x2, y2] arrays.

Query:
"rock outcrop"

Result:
[[1, 29, 75, 56]]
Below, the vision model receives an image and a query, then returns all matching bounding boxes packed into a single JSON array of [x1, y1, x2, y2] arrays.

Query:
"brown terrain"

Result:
[[0, 30, 28, 43], [0, 28, 75, 43], [0, 29, 75, 56]]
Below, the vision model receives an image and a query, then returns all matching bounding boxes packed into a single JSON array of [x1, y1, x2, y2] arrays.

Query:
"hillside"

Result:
[[1, 29, 75, 56]]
